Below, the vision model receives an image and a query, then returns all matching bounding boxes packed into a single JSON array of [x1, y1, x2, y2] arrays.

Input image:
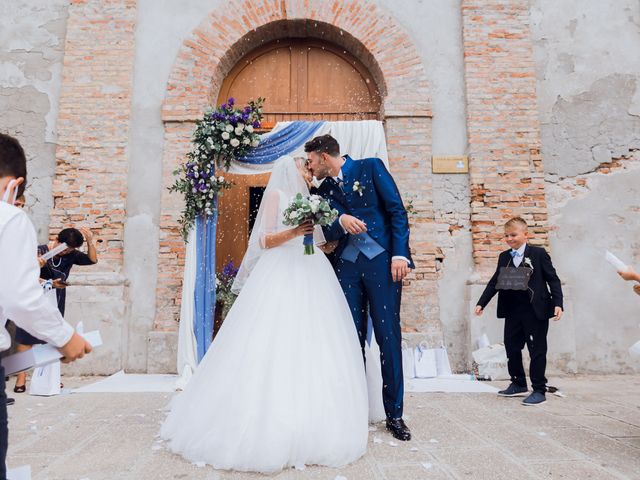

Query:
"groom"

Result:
[[305, 134, 413, 441]]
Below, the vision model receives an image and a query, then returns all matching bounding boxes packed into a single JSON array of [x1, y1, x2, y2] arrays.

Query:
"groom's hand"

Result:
[[391, 259, 410, 282], [340, 214, 367, 235]]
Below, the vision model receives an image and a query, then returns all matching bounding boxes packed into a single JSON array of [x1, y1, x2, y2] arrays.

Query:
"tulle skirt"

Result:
[[160, 243, 369, 472]]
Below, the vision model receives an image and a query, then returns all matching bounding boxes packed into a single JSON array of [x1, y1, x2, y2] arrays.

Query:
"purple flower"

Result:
[[222, 261, 239, 277], [228, 97, 235, 105], [253, 120, 260, 128]]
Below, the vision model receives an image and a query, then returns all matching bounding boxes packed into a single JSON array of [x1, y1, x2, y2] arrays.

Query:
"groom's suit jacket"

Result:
[[315, 155, 414, 268]]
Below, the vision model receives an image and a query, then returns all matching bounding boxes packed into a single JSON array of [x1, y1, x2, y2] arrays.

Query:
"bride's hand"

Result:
[[294, 220, 314, 237]]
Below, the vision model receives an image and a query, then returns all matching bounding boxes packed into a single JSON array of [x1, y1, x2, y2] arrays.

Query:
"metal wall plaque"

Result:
[[431, 155, 469, 174]]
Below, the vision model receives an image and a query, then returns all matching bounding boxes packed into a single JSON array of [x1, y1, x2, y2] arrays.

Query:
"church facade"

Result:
[[1, 0, 638, 374]]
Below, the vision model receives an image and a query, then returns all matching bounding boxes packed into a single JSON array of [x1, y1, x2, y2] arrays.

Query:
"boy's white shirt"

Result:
[[511, 243, 527, 267], [0, 202, 74, 351]]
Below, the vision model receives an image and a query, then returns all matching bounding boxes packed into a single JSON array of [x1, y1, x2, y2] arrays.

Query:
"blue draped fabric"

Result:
[[194, 208, 217, 362], [236, 121, 325, 164]]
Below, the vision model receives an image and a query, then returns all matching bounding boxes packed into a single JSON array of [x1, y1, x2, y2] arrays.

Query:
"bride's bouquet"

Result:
[[282, 193, 339, 255]]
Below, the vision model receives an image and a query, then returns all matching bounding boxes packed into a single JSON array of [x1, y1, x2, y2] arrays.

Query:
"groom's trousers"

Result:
[[335, 252, 404, 420]]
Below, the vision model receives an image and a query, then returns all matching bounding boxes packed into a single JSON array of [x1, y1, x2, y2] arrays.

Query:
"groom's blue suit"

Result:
[[316, 155, 413, 420]]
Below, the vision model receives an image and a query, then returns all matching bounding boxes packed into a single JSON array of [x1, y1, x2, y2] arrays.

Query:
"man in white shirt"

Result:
[[0, 133, 92, 478]]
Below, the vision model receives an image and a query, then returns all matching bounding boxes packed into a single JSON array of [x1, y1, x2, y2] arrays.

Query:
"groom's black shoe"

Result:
[[386, 418, 411, 441]]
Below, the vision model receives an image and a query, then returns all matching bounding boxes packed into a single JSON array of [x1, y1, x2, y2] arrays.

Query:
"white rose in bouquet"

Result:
[[242, 138, 250, 145], [225, 124, 234, 132], [221, 131, 230, 140], [235, 124, 244, 135], [230, 138, 240, 147], [246, 125, 254, 133], [251, 139, 260, 147]]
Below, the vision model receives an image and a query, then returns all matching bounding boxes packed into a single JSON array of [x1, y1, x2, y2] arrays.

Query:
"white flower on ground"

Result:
[[218, 176, 225, 183], [230, 138, 240, 147], [221, 131, 230, 140]]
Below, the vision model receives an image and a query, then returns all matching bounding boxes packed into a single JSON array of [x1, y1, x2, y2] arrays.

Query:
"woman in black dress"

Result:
[[13, 227, 97, 392]]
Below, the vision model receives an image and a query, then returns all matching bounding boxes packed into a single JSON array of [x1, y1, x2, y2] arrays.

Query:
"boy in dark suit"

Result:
[[475, 217, 563, 406]]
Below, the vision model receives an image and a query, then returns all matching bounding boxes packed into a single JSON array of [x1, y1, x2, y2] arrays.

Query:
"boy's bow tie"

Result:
[[510, 250, 522, 258]]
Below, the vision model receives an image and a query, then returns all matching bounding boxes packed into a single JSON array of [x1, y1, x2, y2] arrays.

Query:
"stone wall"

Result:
[[531, 0, 640, 372], [0, 0, 69, 241], [52, 0, 138, 374]]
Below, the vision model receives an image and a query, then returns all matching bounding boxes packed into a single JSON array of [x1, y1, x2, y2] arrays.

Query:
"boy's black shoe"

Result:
[[522, 391, 546, 406], [6, 397, 14, 406], [497, 383, 528, 397]]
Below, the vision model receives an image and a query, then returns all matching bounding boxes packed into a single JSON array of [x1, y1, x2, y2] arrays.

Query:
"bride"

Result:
[[161, 156, 369, 473]]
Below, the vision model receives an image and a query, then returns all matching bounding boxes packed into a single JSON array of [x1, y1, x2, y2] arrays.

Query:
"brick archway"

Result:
[[156, 0, 438, 340], [161, 0, 430, 122]]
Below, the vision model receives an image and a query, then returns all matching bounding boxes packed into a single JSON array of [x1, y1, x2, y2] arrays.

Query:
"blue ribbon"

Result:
[[194, 209, 217, 362], [236, 121, 325, 164]]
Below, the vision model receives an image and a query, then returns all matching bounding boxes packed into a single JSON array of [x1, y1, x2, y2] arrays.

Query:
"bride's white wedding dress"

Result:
[[161, 157, 368, 473]]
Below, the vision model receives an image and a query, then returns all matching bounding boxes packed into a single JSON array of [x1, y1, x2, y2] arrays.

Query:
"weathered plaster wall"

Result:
[[531, 0, 640, 372], [0, 0, 69, 241]]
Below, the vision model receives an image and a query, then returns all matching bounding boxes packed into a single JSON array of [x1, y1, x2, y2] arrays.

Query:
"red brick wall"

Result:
[[462, 0, 548, 275], [52, 0, 137, 272], [156, 0, 437, 334]]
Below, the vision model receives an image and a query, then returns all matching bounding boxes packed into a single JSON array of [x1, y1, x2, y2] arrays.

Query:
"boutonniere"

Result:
[[352, 181, 365, 196], [523, 257, 533, 270]]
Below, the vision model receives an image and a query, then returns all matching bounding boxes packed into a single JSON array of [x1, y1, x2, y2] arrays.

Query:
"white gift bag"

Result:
[[472, 344, 509, 380], [402, 342, 415, 378], [414, 343, 438, 378], [27, 283, 62, 396], [435, 346, 453, 376], [29, 360, 61, 396], [629, 340, 640, 358]]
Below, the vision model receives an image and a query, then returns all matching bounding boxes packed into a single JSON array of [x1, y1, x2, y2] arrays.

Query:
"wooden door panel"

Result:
[[216, 172, 270, 272], [222, 46, 296, 113], [303, 47, 377, 113]]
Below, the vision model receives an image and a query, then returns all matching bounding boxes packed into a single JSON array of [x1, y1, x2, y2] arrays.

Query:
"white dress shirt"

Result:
[[511, 243, 527, 267], [0, 202, 74, 351], [334, 169, 411, 267]]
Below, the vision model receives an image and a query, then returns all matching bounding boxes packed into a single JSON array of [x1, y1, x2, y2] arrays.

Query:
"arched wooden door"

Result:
[[216, 38, 382, 272]]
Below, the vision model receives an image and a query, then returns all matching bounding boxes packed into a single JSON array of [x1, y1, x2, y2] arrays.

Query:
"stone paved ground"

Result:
[[5, 374, 640, 480]]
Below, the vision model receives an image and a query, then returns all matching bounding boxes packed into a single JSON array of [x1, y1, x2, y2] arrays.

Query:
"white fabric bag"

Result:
[[472, 344, 510, 380], [414, 343, 438, 378], [29, 285, 61, 396], [29, 360, 61, 396]]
